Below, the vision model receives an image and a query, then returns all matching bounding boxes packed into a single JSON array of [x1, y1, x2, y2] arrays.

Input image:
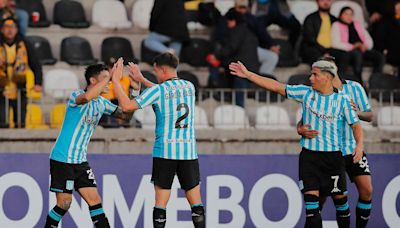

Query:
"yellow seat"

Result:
[[26, 69, 42, 100], [25, 104, 49, 129], [50, 103, 66, 129]]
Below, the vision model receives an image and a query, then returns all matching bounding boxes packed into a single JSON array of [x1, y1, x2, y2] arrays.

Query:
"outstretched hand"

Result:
[[229, 61, 250, 78], [128, 62, 145, 83], [112, 57, 124, 82]]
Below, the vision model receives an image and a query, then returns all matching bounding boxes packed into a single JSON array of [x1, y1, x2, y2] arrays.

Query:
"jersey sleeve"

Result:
[[68, 90, 85, 107], [285, 85, 310, 102], [342, 95, 360, 125], [353, 83, 372, 112], [100, 97, 118, 115], [134, 85, 161, 109]]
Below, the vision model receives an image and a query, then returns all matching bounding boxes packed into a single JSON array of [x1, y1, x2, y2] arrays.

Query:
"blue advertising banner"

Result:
[[0, 154, 399, 227]]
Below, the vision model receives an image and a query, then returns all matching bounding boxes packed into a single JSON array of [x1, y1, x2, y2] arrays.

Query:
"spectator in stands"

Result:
[[0, 17, 42, 128], [300, 0, 350, 73], [0, 0, 28, 36], [251, 0, 301, 48], [374, 1, 400, 77], [331, 6, 384, 81], [210, 0, 278, 78], [143, 0, 189, 57], [212, 9, 259, 107], [334, 0, 369, 22]]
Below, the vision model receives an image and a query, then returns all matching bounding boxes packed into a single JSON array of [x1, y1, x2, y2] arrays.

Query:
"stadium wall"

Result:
[[0, 154, 399, 227]]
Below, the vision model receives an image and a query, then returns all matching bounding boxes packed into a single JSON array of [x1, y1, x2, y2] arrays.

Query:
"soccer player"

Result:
[[297, 57, 373, 228], [45, 61, 133, 228], [229, 60, 364, 228], [112, 53, 205, 228]]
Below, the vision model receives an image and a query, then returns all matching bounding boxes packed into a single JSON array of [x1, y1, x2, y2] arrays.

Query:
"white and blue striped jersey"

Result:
[[286, 85, 360, 152], [50, 90, 118, 164], [134, 78, 197, 160], [340, 80, 371, 155]]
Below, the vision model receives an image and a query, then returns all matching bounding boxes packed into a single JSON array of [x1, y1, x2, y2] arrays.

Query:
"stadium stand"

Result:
[[50, 103, 66, 129], [377, 106, 400, 131], [214, 105, 249, 129], [26, 36, 57, 65], [101, 37, 138, 65], [43, 69, 80, 99], [214, 0, 235, 15], [53, 0, 90, 28], [255, 106, 292, 130], [180, 38, 213, 67], [274, 38, 299, 67], [131, 0, 154, 29], [60, 36, 97, 66], [369, 73, 400, 102], [331, 0, 366, 28], [287, 74, 311, 86], [288, 0, 318, 24], [25, 104, 49, 129], [17, 0, 51, 27], [133, 106, 156, 129], [92, 0, 132, 29], [195, 106, 211, 129]]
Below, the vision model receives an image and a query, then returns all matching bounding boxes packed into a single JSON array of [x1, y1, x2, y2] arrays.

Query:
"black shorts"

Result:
[[50, 159, 97, 194], [299, 148, 346, 196], [151, 157, 200, 191], [344, 153, 371, 182]]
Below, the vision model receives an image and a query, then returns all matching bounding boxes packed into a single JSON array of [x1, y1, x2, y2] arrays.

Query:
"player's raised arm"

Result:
[[112, 58, 140, 112], [128, 62, 155, 88], [229, 61, 286, 96]]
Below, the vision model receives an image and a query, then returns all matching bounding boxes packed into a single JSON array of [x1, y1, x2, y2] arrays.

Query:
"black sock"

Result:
[[356, 198, 372, 228], [334, 196, 351, 228], [153, 206, 166, 228], [89, 204, 110, 228], [191, 204, 205, 228], [304, 194, 322, 228], [45, 206, 67, 228]]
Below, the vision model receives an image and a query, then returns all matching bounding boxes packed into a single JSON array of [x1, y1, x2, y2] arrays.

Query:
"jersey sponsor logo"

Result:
[[305, 103, 338, 122], [82, 115, 99, 126], [154, 218, 166, 223]]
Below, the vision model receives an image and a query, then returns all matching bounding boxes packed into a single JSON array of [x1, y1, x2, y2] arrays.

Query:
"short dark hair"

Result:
[[339, 6, 353, 18], [84, 64, 108, 85], [153, 52, 179, 69]]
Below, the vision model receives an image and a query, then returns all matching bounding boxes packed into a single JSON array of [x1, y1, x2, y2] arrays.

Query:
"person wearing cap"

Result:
[[297, 56, 373, 228], [230, 60, 364, 228], [0, 17, 42, 128]]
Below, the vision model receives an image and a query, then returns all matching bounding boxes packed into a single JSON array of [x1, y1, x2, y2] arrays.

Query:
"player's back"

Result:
[[153, 78, 197, 160]]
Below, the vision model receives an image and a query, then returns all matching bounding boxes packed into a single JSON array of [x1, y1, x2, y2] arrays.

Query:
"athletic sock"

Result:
[[153, 206, 167, 228], [356, 198, 372, 228], [334, 196, 351, 228], [89, 203, 110, 228], [191, 203, 205, 228], [45, 206, 67, 228], [304, 194, 322, 228]]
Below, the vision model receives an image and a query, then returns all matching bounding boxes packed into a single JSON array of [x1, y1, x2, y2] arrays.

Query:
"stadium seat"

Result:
[[287, 74, 311, 86], [180, 38, 213, 67], [17, 0, 51, 27], [44, 69, 80, 99], [177, 71, 200, 90], [92, 0, 132, 29], [60, 36, 97, 65], [26, 36, 57, 65], [53, 0, 90, 28], [195, 106, 210, 129], [214, 0, 234, 15], [289, 0, 318, 24], [133, 106, 156, 129], [213, 105, 249, 129], [255, 106, 292, 129], [25, 104, 49, 129], [50, 103, 66, 129], [274, 38, 299, 67], [101, 37, 138, 65], [369, 73, 400, 102], [377, 106, 400, 130], [140, 39, 159, 65], [331, 1, 366, 28], [131, 0, 154, 29]]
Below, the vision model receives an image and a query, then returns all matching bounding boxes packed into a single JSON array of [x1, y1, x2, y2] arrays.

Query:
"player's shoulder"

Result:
[[345, 80, 363, 89]]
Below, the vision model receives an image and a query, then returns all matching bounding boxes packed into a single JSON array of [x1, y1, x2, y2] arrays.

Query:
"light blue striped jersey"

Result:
[[340, 80, 371, 155], [134, 79, 197, 160], [50, 90, 117, 164], [286, 85, 360, 152]]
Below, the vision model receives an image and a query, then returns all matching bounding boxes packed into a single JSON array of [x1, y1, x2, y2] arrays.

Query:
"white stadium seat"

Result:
[[213, 105, 249, 129], [214, 0, 235, 15], [132, 0, 154, 29], [133, 106, 156, 129], [255, 106, 292, 129], [289, 1, 318, 24], [92, 0, 132, 29], [44, 69, 80, 99], [195, 106, 210, 129], [377, 107, 400, 130]]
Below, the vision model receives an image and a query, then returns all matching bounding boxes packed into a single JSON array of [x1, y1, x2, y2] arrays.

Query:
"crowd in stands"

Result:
[[1, 0, 400, 129]]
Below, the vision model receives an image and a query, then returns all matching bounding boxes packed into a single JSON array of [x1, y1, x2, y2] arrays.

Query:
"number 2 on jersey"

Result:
[[175, 103, 189, 128]]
